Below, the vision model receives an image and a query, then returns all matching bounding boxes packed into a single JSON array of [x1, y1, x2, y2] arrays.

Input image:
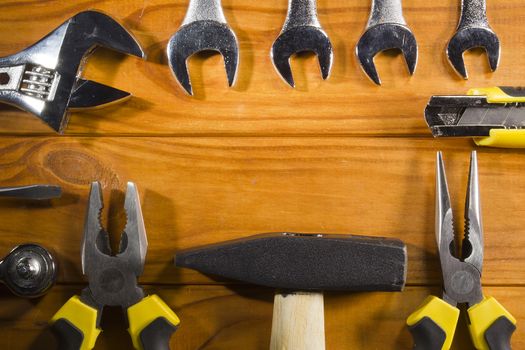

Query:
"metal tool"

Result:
[[0, 184, 61, 200], [270, 0, 333, 87], [425, 87, 525, 148], [356, 0, 417, 85], [0, 244, 56, 298], [50, 182, 179, 350], [407, 152, 516, 350], [446, 0, 500, 79], [0, 11, 145, 133], [167, 0, 239, 95], [176, 232, 406, 350], [0, 185, 60, 297]]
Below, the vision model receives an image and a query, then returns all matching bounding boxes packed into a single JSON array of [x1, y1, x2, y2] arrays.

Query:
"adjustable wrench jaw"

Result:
[[0, 11, 145, 133]]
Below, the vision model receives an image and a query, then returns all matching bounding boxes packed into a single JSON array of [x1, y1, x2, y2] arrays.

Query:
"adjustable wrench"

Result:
[[356, 0, 418, 85], [167, 0, 239, 95], [446, 0, 500, 79], [0, 11, 145, 133], [270, 0, 333, 87]]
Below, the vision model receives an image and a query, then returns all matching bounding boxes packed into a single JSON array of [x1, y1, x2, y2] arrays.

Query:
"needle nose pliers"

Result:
[[50, 181, 180, 350], [407, 151, 516, 350]]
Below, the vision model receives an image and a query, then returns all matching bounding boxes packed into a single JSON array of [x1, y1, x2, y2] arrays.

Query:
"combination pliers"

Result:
[[50, 182, 180, 350], [407, 151, 516, 350]]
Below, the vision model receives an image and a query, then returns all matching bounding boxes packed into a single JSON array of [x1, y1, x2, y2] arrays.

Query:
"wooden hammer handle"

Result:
[[270, 292, 325, 350]]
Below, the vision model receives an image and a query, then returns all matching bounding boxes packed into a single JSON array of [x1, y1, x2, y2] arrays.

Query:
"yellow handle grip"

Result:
[[127, 294, 180, 350], [473, 129, 525, 148], [467, 87, 525, 103], [50, 295, 101, 350], [467, 297, 516, 350], [406, 296, 460, 350]]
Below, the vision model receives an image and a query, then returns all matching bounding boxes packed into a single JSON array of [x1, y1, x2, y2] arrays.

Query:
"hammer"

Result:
[[175, 232, 407, 349]]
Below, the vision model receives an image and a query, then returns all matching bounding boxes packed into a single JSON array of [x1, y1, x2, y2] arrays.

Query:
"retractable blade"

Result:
[[425, 87, 525, 147]]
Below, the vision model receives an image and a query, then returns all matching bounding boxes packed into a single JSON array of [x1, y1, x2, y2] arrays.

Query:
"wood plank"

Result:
[[0, 285, 522, 349], [0, 136, 522, 285], [0, 0, 523, 135]]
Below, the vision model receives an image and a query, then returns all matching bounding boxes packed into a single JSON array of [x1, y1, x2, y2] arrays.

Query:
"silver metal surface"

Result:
[[282, 0, 321, 31], [424, 94, 525, 137], [366, 0, 406, 27], [0, 185, 61, 200], [446, 0, 500, 78], [463, 152, 483, 273], [0, 244, 57, 298], [167, 0, 239, 96], [356, 0, 417, 85], [0, 11, 145, 133], [182, 0, 227, 25], [436, 152, 483, 307], [270, 0, 333, 87], [81, 182, 146, 310]]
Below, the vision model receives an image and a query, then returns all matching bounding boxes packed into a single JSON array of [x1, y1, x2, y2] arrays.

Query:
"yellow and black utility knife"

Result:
[[425, 87, 525, 148]]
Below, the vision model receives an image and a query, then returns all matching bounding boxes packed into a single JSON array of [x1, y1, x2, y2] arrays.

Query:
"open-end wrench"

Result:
[[167, 0, 239, 96], [356, 0, 417, 85], [0, 11, 145, 133], [270, 0, 333, 87], [446, 0, 499, 79]]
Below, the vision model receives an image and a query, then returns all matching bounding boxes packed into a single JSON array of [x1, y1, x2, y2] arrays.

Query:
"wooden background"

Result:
[[0, 0, 524, 349]]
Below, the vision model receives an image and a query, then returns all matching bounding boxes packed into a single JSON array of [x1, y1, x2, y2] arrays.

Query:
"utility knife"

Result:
[[425, 87, 525, 148]]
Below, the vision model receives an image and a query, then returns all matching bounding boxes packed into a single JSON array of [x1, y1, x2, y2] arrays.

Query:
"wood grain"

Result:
[[0, 0, 523, 135], [0, 285, 522, 350], [0, 136, 522, 286], [270, 292, 325, 350], [0, 1, 524, 349]]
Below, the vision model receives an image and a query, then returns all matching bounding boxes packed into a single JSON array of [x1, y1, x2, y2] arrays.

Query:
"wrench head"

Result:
[[356, 23, 418, 85], [167, 20, 239, 96], [0, 10, 145, 133], [270, 26, 333, 87], [446, 27, 500, 79]]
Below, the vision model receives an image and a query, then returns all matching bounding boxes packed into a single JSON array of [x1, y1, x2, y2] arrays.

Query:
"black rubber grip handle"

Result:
[[139, 317, 178, 350], [408, 317, 447, 350], [50, 318, 84, 350], [499, 86, 525, 97], [485, 316, 516, 350]]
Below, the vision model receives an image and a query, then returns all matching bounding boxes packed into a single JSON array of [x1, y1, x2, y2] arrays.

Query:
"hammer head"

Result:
[[175, 232, 407, 292]]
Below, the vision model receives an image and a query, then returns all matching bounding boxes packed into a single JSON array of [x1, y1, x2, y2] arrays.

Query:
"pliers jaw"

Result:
[[81, 181, 147, 311], [0, 11, 145, 133], [436, 151, 483, 307], [51, 182, 180, 350]]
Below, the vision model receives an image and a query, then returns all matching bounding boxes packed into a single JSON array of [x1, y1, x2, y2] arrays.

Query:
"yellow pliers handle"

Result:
[[467, 296, 516, 350], [468, 87, 525, 148], [406, 296, 460, 350], [50, 295, 180, 350], [127, 295, 181, 350], [406, 295, 516, 350], [50, 295, 101, 350]]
